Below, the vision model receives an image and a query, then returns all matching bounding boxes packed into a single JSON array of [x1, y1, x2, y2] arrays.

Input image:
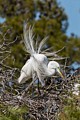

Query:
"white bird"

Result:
[[18, 23, 64, 87]]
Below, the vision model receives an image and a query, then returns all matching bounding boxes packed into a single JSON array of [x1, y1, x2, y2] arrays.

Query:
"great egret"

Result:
[[18, 23, 64, 88]]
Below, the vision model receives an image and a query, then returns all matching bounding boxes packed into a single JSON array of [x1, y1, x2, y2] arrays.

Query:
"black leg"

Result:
[[31, 83, 35, 97], [38, 79, 41, 95]]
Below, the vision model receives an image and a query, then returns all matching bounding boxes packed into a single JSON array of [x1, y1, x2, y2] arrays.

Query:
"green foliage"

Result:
[[58, 96, 80, 120], [11, 44, 27, 68], [0, 0, 80, 68], [0, 103, 29, 120], [0, 0, 34, 18]]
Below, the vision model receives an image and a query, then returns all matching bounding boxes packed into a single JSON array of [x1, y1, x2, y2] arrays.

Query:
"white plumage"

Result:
[[18, 23, 64, 86]]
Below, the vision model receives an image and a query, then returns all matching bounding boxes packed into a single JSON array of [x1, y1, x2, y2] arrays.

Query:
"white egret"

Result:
[[18, 23, 64, 88]]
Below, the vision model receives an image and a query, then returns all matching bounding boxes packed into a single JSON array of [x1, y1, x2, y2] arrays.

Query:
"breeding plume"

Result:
[[18, 23, 64, 87]]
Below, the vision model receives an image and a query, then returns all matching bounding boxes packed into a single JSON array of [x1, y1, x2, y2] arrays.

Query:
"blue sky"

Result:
[[57, 0, 80, 37], [0, 17, 5, 23], [0, 0, 80, 37]]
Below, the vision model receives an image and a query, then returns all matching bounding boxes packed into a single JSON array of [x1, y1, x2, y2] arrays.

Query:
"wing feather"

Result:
[[38, 36, 49, 54], [23, 23, 35, 55], [31, 55, 48, 86]]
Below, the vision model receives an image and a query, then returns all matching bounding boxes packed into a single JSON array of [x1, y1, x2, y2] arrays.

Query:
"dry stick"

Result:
[[1, 54, 10, 63], [64, 57, 68, 78], [0, 44, 4, 49], [0, 51, 11, 54], [0, 63, 13, 69], [3, 29, 11, 41], [21, 79, 36, 97], [3, 36, 18, 46]]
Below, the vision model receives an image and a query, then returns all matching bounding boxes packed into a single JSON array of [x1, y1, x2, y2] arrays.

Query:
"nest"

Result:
[[0, 67, 80, 120]]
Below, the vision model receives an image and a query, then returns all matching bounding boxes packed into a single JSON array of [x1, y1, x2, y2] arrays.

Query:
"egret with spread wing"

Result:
[[18, 23, 64, 88]]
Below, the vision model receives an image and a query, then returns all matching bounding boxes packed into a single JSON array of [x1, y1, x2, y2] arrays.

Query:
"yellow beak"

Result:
[[57, 68, 64, 79]]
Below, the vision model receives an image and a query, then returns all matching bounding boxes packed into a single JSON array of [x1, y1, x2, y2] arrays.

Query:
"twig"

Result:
[[21, 79, 36, 97]]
